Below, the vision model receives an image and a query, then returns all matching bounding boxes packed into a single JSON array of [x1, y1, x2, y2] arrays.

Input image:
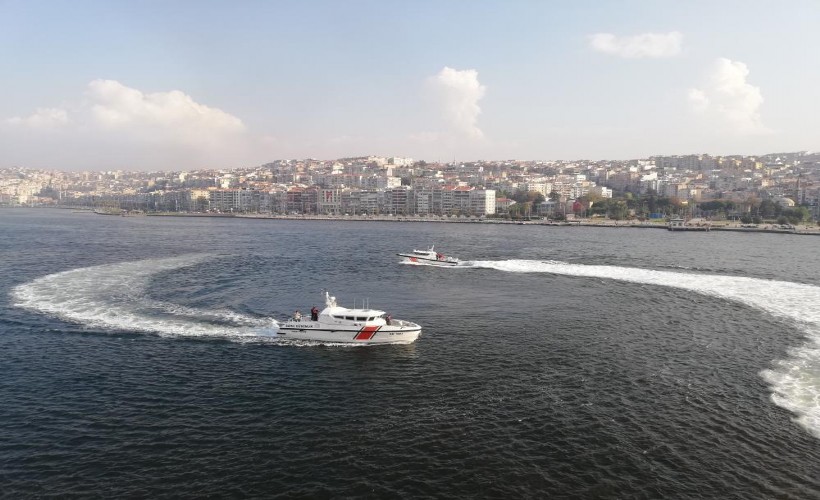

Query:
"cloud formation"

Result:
[[589, 31, 682, 58], [6, 107, 70, 129], [86, 79, 245, 141], [688, 58, 768, 134], [4, 80, 249, 169], [427, 67, 486, 139]]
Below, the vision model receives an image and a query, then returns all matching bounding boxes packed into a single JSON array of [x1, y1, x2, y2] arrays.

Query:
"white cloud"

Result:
[[6, 107, 70, 129], [427, 67, 486, 139], [3, 80, 250, 169], [86, 79, 245, 142], [7, 80, 245, 139], [589, 31, 682, 58], [688, 58, 768, 134], [687, 89, 709, 113]]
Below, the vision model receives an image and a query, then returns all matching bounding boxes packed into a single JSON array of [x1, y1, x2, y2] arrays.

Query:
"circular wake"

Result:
[[465, 259, 820, 439], [12, 255, 820, 436], [11, 255, 278, 340]]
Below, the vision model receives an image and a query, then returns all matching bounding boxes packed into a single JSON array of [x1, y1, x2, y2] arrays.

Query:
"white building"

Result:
[[470, 189, 496, 215], [589, 186, 613, 198]]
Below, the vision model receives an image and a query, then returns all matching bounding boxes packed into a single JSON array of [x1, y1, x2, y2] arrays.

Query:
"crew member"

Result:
[[310, 306, 319, 321], [294, 310, 302, 321]]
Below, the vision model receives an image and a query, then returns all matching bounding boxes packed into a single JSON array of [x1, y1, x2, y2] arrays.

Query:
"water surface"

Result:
[[2, 209, 819, 498]]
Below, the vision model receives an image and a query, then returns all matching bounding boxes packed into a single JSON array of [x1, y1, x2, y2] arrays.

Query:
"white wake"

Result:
[[11, 255, 278, 340], [12, 255, 820, 435], [465, 259, 820, 439]]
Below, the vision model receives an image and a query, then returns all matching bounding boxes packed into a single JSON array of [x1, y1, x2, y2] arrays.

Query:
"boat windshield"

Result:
[[332, 315, 375, 321]]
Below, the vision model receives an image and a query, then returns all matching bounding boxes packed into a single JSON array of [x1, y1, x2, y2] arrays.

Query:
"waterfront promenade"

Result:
[[185, 212, 820, 235], [56, 207, 820, 235]]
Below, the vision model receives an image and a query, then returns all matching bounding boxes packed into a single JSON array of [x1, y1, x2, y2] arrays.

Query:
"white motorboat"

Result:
[[397, 246, 460, 266], [277, 292, 421, 344]]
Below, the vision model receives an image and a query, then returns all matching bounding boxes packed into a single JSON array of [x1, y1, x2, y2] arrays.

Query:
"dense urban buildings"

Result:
[[2, 152, 819, 221]]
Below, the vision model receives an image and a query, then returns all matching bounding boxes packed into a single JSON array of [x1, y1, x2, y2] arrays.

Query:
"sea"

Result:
[[1, 209, 819, 498]]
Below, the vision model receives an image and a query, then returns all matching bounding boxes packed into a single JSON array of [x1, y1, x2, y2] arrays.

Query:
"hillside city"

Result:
[[2, 152, 819, 223]]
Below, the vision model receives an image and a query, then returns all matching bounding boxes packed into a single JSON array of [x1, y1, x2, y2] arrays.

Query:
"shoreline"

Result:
[[148, 211, 820, 235], [8, 207, 819, 235]]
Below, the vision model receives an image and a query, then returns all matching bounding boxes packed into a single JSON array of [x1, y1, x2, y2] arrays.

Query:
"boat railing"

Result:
[[388, 319, 416, 327]]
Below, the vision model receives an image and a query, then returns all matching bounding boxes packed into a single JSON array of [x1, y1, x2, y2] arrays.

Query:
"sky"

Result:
[[2, 0, 819, 170]]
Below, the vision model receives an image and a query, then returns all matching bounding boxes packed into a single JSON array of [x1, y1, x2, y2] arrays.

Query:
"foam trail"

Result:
[[11, 255, 278, 339], [467, 259, 820, 439]]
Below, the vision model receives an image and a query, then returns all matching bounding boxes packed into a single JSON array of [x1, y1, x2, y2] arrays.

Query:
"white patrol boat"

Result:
[[277, 292, 421, 344], [397, 246, 460, 266]]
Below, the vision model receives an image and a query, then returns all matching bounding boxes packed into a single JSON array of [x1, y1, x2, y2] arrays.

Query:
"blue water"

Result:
[[2, 209, 819, 498]]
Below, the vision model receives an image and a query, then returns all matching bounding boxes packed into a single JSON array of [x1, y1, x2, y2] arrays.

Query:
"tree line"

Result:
[[497, 189, 815, 224]]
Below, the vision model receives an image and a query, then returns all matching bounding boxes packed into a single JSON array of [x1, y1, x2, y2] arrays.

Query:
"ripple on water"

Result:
[[2, 215, 820, 497]]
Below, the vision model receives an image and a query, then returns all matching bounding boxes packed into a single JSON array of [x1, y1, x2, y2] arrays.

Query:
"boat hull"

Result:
[[277, 320, 421, 344], [397, 254, 460, 266], [277, 327, 421, 344]]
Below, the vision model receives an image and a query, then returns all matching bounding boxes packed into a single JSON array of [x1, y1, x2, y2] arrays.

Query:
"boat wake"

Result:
[[11, 255, 398, 348], [12, 255, 820, 434], [462, 259, 820, 439], [11, 255, 287, 342]]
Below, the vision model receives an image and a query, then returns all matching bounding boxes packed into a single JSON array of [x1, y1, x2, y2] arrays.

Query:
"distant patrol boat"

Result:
[[397, 245, 461, 266]]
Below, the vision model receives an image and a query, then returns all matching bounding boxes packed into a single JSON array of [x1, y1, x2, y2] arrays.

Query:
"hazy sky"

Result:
[[2, 0, 819, 170]]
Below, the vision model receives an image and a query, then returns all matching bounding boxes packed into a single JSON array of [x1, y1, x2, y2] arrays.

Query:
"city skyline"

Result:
[[2, 1, 820, 170]]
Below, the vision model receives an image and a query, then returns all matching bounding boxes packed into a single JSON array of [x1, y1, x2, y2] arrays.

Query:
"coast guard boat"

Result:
[[277, 292, 421, 344], [397, 246, 460, 266]]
